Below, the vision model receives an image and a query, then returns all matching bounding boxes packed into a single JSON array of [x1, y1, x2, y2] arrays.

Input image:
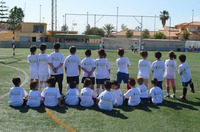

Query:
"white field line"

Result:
[[0, 64, 29, 99]]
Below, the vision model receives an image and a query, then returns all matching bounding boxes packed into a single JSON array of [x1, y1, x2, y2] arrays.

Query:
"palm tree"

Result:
[[103, 24, 114, 37], [160, 10, 169, 27]]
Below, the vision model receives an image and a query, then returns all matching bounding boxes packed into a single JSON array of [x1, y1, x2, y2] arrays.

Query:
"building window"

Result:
[[188, 27, 197, 32], [33, 25, 44, 33]]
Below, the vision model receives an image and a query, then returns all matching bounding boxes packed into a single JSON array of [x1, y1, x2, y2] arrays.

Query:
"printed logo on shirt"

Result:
[[52, 57, 60, 61], [11, 91, 21, 95]]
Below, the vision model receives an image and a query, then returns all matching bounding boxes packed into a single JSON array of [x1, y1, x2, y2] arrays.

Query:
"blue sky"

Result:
[[4, 0, 200, 33]]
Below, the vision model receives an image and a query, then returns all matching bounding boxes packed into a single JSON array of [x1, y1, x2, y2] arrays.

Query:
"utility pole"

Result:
[[116, 7, 119, 36], [87, 12, 89, 26], [39, 5, 41, 22]]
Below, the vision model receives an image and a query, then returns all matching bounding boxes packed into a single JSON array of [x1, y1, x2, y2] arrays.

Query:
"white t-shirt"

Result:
[[164, 59, 177, 79], [64, 55, 81, 77], [137, 59, 151, 79], [27, 90, 42, 107], [38, 53, 49, 75], [8, 87, 28, 107], [27, 54, 38, 74], [178, 62, 192, 82], [65, 88, 79, 105], [81, 57, 95, 77], [98, 90, 115, 111], [113, 89, 123, 106], [41, 87, 61, 107], [95, 58, 111, 79], [137, 84, 148, 98], [151, 60, 165, 81], [116, 57, 130, 74], [134, 44, 138, 49], [124, 87, 141, 106], [48, 52, 64, 75], [149, 86, 164, 104], [80, 87, 97, 107]]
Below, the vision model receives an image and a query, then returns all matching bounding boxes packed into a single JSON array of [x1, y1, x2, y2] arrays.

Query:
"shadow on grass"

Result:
[[10, 105, 29, 113], [0, 57, 21, 65], [29, 105, 46, 113], [177, 98, 200, 108], [46, 106, 68, 114]]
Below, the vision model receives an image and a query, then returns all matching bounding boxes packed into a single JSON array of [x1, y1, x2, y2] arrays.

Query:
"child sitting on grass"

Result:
[[65, 81, 79, 106], [97, 81, 115, 111], [124, 78, 141, 106], [27, 81, 42, 107], [41, 77, 63, 107], [137, 77, 148, 104], [80, 78, 97, 107], [8, 78, 28, 107], [111, 80, 123, 106]]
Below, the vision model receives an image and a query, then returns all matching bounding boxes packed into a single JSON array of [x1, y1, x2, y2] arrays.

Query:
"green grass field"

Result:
[[0, 48, 199, 132]]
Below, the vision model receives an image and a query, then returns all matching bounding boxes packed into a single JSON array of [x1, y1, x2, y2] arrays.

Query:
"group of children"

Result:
[[8, 42, 195, 111]]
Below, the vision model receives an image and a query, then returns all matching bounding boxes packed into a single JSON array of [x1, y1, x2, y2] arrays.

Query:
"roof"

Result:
[[55, 34, 102, 39], [176, 22, 200, 28]]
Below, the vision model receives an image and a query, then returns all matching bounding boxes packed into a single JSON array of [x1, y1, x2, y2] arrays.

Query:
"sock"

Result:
[[183, 88, 187, 96], [76, 84, 79, 89], [127, 84, 131, 90], [43, 83, 47, 88], [39, 83, 43, 92], [97, 88, 100, 95], [67, 84, 70, 91], [190, 83, 194, 90], [167, 93, 170, 96]]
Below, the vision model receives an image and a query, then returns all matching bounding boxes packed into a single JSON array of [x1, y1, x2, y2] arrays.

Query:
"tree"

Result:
[[153, 32, 167, 39], [182, 29, 190, 40], [7, 6, 24, 30], [135, 26, 141, 31], [121, 24, 128, 31], [126, 30, 133, 38], [160, 10, 169, 27], [61, 25, 68, 32], [103, 24, 114, 37], [84, 24, 105, 37], [142, 29, 150, 38]]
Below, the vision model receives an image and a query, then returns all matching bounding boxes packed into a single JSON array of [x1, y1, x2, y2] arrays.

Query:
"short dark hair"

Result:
[[69, 81, 77, 89], [140, 51, 148, 58], [169, 51, 176, 59], [155, 51, 162, 59], [83, 78, 92, 87], [118, 48, 124, 56], [104, 81, 112, 90], [85, 49, 91, 56], [137, 77, 144, 85], [179, 54, 186, 62], [30, 45, 37, 53], [98, 49, 105, 57], [151, 78, 158, 86], [46, 77, 56, 87], [111, 80, 118, 86], [30, 81, 39, 90], [40, 43, 47, 51], [69, 46, 76, 54], [12, 78, 21, 86], [128, 78, 136, 87], [54, 43, 60, 49]]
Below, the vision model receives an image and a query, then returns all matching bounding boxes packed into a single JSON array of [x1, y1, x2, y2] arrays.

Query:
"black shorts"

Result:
[[96, 78, 107, 84], [81, 77, 95, 85], [67, 76, 79, 84], [182, 79, 192, 87]]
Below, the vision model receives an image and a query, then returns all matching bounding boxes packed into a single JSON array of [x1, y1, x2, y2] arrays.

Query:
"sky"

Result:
[[3, 0, 200, 34]]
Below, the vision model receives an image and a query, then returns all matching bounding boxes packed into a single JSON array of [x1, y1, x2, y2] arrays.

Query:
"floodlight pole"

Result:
[[116, 7, 119, 36], [168, 16, 171, 50], [192, 10, 194, 23], [139, 16, 143, 51], [39, 5, 41, 23], [87, 12, 89, 26], [94, 14, 96, 27]]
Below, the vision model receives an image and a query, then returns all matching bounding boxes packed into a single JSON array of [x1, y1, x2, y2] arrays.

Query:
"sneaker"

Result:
[[170, 94, 176, 98], [165, 95, 170, 98], [180, 95, 187, 100], [190, 89, 195, 93]]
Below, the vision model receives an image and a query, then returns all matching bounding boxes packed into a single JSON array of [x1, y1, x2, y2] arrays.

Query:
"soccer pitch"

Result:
[[0, 48, 199, 132]]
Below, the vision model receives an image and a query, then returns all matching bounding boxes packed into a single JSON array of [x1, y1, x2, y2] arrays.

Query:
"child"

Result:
[[95, 49, 111, 95], [38, 43, 49, 92], [97, 81, 115, 111], [81, 49, 95, 87], [80, 78, 97, 107], [164, 51, 177, 98], [64, 46, 81, 90], [137, 51, 151, 88], [111, 80, 123, 106], [41, 77, 63, 107], [116, 48, 131, 90], [124, 78, 141, 106], [151, 51, 165, 89], [178, 54, 195, 100], [65, 81, 79, 105], [149, 78, 165, 104], [27, 81, 42, 107], [48, 43, 64, 95], [104, 53, 111, 81], [137, 77, 148, 104], [8, 78, 28, 107], [27, 45, 38, 82]]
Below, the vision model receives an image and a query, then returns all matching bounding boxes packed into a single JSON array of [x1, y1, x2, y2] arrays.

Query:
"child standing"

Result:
[[151, 51, 165, 89], [124, 78, 141, 106], [80, 78, 97, 107], [38, 43, 49, 92], [178, 54, 195, 100], [116, 48, 131, 90], [164, 51, 177, 98], [27, 81, 42, 107], [27, 45, 38, 82], [48, 43, 64, 95], [8, 78, 28, 107], [137, 51, 151, 88], [97, 81, 115, 111], [65, 81, 79, 105], [41, 77, 63, 107], [64, 46, 81, 90], [95, 49, 111, 95], [104, 53, 111, 81], [111, 80, 123, 106], [137, 77, 148, 104], [81, 49, 95, 86], [149, 78, 165, 104]]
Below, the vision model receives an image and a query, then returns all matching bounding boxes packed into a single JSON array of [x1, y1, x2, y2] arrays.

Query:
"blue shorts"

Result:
[[158, 81, 163, 89], [182, 79, 192, 87], [82, 77, 95, 85], [117, 72, 129, 84], [96, 78, 107, 84]]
